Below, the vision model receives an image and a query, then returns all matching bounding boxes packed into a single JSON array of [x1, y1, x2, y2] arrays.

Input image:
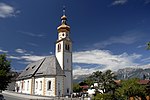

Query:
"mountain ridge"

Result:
[[73, 67, 150, 83]]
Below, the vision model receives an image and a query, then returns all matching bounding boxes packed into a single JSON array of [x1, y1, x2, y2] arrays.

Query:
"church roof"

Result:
[[17, 55, 64, 80]]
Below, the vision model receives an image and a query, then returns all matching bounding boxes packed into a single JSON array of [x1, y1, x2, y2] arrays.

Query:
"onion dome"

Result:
[[57, 14, 70, 33]]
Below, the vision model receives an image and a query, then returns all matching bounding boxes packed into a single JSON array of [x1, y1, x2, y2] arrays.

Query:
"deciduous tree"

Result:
[[0, 54, 11, 91], [73, 83, 82, 92], [84, 70, 117, 93], [115, 78, 147, 100]]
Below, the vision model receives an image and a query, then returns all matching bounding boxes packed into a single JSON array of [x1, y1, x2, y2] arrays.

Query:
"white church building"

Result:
[[16, 12, 73, 97]]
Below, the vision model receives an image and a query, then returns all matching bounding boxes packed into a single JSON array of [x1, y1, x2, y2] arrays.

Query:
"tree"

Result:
[[0, 54, 11, 91], [84, 70, 117, 94], [147, 41, 150, 50], [94, 93, 115, 100], [83, 71, 103, 86], [101, 70, 117, 93], [73, 83, 82, 92], [115, 78, 147, 100]]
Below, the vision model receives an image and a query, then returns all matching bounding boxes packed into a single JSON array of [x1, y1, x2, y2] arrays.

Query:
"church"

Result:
[[15, 12, 73, 97]]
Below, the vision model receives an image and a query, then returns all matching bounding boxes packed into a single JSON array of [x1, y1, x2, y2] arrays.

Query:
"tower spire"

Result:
[[57, 6, 70, 33], [63, 6, 66, 16]]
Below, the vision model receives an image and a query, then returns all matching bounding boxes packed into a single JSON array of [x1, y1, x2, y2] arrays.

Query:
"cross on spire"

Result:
[[63, 6, 66, 16]]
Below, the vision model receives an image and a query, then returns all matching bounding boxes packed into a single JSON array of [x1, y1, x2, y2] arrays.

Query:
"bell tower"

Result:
[[55, 9, 72, 95]]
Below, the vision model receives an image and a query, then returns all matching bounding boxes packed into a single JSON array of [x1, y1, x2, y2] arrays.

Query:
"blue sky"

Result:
[[0, 0, 150, 77]]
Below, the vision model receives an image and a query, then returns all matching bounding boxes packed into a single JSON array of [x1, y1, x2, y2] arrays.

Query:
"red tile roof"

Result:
[[138, 80, 150, 85], [80, 85, 89, 89]]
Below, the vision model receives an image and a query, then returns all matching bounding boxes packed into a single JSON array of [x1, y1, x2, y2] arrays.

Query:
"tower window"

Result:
[[68, 45, 70, 51], [58, 44, 61, 52], [65, 44, 70, 51]]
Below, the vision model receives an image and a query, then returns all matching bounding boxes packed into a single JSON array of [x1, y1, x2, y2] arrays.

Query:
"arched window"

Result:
[[21, 81, 24, 90], [40, 81, 42, 90], [23, 81, 25, 90], [36, 81, 38, 89], [58, 44, 61, 52], [27, 81, 29, 91], [67, 88, 69, 93], [65, 44, 67, 50], [67, 45, 70, 51], [65, 44, 70, 51], [47, 81, 51, 90]]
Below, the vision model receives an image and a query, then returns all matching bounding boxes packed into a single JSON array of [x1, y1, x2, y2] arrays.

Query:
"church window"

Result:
[[27, 81, 29, 91], [67, 88, 69, 93], [36, 81, 38, 89], [65, 44, 70, 51], [68, 45, 70, 51], [22, 81, 25, 90], [58, 44, 61, 52], [47, 81, 51, 90], [23, 81, 25, 90], [65, 44, 67, 50], [58, 83, 60, 96], [40, 81, 42, 90]]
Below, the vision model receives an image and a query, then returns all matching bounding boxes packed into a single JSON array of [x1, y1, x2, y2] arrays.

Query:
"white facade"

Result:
[[15, 13, 73, 97], [16, 76, 65, 96], [55, 14, 72, 96], [16, 79, 32, 94]]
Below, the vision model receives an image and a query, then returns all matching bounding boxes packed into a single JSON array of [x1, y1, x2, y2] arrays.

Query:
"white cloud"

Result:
[[73, 66, 102, 78], [0, 3, 19, 18], [137, 44, 146, 49], [27, 43, 39, 47], [141, 57, 150, 63], [9, 49, 45, 63], [17, 61, 33, 64], [20, 55, 45, 62], [73, 64, 150, 79], [8, 54, 45, 62], [15, 49, 27, 54], [0, 49, 8, 53], [112, 0, 127, 5], [18, 31, 45, 38], [73, 49, 142, 76], [93, 32, 141, 48], [8, 55, 20, 60], [137, 64, 150, 69]]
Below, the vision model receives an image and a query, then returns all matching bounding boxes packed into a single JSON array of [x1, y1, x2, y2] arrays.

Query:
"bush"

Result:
[[93, 94, 115, 100]]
